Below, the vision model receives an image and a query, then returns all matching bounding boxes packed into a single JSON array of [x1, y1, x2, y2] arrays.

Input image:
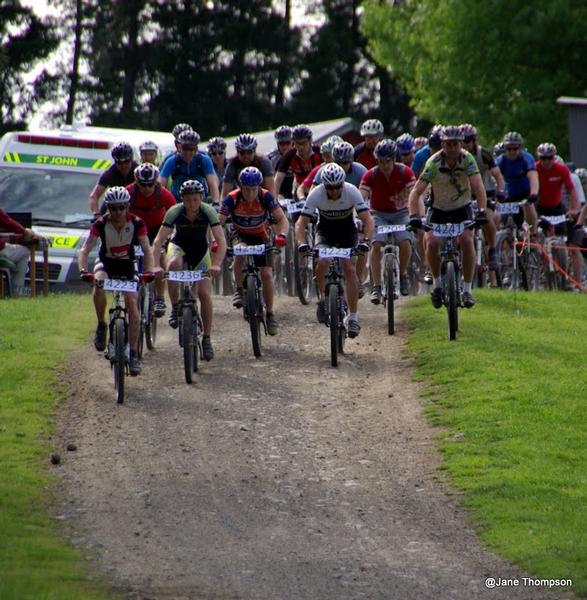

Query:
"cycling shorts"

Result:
[[429, 204, 474, 224], [372, 209, 411, 244], [167, 244, 212, 276], [94, 258, 136, 281]]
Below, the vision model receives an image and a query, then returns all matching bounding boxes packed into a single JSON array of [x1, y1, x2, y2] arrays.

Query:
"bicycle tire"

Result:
[[182, 305, 194, 384], [193, 307, 200, 374], [338, 293, 345, 354], [496, 233, 514, 289], [246, 273, 262, 358], [284, 227, 295, 297], [145, 290, 157, 350], [386, 259, 395, 335], [136, 287, 146, 359], [446, 261, 458, 341], [329, 284, 338, 367], [114, 318, 125, 404], [294, 233, 314, 305]]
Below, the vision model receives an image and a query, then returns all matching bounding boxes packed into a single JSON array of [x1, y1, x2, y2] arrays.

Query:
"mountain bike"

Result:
[[232, 243, 279, 358], [539, 214, 569, 291], [134, 246, 157, 356]]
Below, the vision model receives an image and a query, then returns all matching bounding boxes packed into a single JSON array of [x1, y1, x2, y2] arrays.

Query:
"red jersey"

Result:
[[125, 183, 176, 231], [0, 209, 26, 251], [359, 164, 416, 213], [277, 147, 323, 184], [354, 142, 377, 170], [536, 161, 574, 209], [302, 164, 323, 190]]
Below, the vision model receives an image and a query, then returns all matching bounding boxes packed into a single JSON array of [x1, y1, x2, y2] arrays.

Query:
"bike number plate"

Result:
[[496, 203, 521, 215], [377, 224, 407, 234], [542, 215, 566, 226], [103, 279, 137, 292], [234, 244, 266, 256], [431, 222, 466, 237], [168, 270, 203, 282], [318, 247, 352, 259], [286, 200, 305, 216]]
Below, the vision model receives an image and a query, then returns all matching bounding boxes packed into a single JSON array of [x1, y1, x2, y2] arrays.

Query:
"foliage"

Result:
[[362, 0, 587, 154]]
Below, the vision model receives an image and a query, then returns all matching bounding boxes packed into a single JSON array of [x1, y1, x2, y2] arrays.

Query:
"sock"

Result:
[[349, 312, 358, 321], [433, 277, 440, 288], [463, 281, 472, 293]]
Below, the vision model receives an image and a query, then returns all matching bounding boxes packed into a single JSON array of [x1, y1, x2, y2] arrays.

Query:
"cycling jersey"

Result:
[[97, 162, 139, 188], [536, 161, 574, 210], [125, 182, 176, 236], [268, 148, 294, 197], [223, 155, 274, 191], [353, 142, 377, 170], [160, 151, 215, 201], [411, 145, 432, 178], [161, 202, 219, 267], [360, 163, 415, 213], [496, 151, 536, 200], [220, 188, 280, 239], [302, 183, 368, 247], [277, 147, 323, 184], [470, 145, 497, 194], [91, 213, 147, 262], [419, 150, 479, 211], [312, 162, 367, 188]]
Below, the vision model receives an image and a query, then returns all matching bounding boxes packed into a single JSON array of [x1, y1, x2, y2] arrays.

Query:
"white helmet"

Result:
[[321, 163, 346, 187], [104, 186, 131, 205], [360, 119, 384, 137]]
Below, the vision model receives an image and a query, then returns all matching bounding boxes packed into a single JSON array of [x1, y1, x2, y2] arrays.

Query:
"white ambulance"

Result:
[[0, 124, 176, 288]]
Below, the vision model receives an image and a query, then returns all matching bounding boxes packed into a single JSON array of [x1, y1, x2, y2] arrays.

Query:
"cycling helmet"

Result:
[[292, 124, 313, 140], [274, 125, 292, 143], [428, 125, 444, 149], [321, 163, 346, 187], [320, 139, 335, 155], [459, 123, 477, 139], [503, 131, 524, 146], [235, 133, 258, 151], [178, 129, 200, 147], [207, 136, 227, 153], [493, 142, 505, 157], [414, 136, 428, 151], [239, 166, 263, 187], [396, 133, 415, 154], [536, 142, 557, 158], [134, 163, 159, 185], [440, 125, 464, 141], [172, 123, 192, 139], [332, 141, 354, 164], [111, 142, 133, 162], [139, 140, 159, 153], [373, 138, 397, 160], [179, 179, 205, 196], [104, 186, 130, 205], [360, 119, 384, 137], [574, 167, 587, 184]]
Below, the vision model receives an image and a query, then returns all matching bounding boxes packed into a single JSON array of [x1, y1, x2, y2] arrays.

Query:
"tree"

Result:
[[362, 0, 587, 153], [0, 0, 59, 133]]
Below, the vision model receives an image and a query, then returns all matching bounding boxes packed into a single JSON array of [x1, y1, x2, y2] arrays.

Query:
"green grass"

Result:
[[0, 295, 113, 600], [405, 289, 587, 595]]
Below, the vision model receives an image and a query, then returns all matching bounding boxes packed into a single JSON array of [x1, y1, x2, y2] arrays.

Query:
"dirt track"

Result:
[[55, 295, 568, 600]]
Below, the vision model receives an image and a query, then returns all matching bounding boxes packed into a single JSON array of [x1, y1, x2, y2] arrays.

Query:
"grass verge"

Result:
[[404, 289, 587, 596], [0, 294, 113, 600]]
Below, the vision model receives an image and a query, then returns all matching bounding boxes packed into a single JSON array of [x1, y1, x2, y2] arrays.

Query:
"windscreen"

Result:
[[0, 166, 97, 228]]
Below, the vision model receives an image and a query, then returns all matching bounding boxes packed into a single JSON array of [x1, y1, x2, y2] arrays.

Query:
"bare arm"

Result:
[[263, 175, 275, 198], [295, 214, 311, 246], [78, 232, 99, 272], [206, 173, 219, 204], [271, 207, 289, 237], [408, 179, 429, 216], [528, 170, 539, 195], [88, 184, 105, 214], [210, 224, 227, 269], [138, 235, 154, 272], [490, 165, 506, 195], [151, 225, 172, 269], [274, 171, 286, 197], [469, 173, 487, 210], [358, 209, 374, 240]]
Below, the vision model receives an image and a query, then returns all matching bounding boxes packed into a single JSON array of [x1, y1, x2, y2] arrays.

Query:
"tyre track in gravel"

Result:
[[55, 296, 569, 600]]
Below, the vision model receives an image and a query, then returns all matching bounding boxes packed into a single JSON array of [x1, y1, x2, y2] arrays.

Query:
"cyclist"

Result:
[[396, 133, 416, 167], [139, 140, 159, 165], [78, 187, 154, 376], [460, 123, 506, 272], [152, 180, 227, 361], [159, 129, 219, 204], [267, 125, 295, 199], [222, 133, 274, 197], [126, 163, 176, 316], [408, 125, 488, 309], [312, 141, 367, 188], [88, 142, 138, 216], [495, 131, 539, 233], [354, 119, 384, 169], [414, 136, 428, 152], [207, 136, 228, 188], [359, 138, 416, 303], [219, 166, 289, 335], [274, 124, 322, 198], [411, 125, 443, 178], [298, 136, 343, 199], [295, 163, 374, 337], [535, 143, 581, 289]]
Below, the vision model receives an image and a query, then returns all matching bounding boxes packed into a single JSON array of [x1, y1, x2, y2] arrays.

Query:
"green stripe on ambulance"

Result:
[[2, 152, 110, 170]]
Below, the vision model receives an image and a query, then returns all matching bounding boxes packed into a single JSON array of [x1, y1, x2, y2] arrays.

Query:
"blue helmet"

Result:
[[239, 166, 263, 187], [396, 133, 415, 154]]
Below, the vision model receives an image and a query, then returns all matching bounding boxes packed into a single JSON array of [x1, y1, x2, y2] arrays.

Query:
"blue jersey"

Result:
[[160, 151, 215, 201], [411, 145, 432, 178], [313, 162, 367, 188], [496, 151, 536, 200]]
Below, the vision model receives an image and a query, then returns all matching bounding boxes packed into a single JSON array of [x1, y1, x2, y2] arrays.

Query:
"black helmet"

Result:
[[292, 124, 313, 141], [111, 142, 133, 162]]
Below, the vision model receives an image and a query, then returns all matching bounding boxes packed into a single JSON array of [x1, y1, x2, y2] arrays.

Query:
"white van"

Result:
[[0, 123, 175, 288]]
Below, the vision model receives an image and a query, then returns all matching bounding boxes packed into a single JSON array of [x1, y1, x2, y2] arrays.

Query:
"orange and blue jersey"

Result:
[[220, 188, 280, 238]]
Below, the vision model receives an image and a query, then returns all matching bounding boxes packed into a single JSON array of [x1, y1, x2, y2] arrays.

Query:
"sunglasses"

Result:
[[238, 149, 255, 155], [278, 141, 292, 145], [109, 204, 128, 212], [138, 181, 155, 187], [463, 136, 475, 143], [325, 184, 343, 191], [505, 146, 521, 152], [211, 151, 225, 156], [182, 146, 197, 151], [115, 159, 131, 164], [540, 156, 554, 160]]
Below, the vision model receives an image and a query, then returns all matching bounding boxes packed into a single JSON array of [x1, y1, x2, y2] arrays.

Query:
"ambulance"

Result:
[[0, 124, 176, 288]]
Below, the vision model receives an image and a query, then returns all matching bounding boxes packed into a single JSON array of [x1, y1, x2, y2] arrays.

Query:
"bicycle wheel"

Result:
[[385, 258, 395, 335], [136, 287, 146, 359], [329, 284, 339, 367], [246, 274, 262, 358], [445, 261, 458, 341], [337, 293, 345, 354], [182, 305, 194, 383], [294, 231, 314, 305], [496, 233, 514, 289], [284, 227, 295, 297], [145, 287, 157, 350], [113, 318, 125, 404], [192, 306, 200, 374]]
